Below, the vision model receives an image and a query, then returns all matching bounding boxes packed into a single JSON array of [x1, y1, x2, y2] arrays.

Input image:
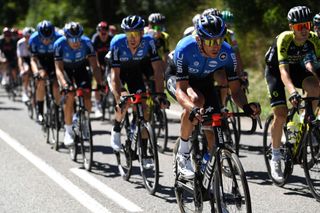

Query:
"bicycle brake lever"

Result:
[[256, 116, 262, 129]]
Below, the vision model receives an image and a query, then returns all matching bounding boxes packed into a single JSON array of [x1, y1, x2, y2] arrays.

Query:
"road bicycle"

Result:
[[68, 85, 95, 171], [173, 107, 252, 212], [115, 92, 159, 195], [263, 97, 320, 200]]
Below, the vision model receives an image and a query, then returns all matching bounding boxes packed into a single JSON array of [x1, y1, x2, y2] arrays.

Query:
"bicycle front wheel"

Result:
[[303, 126, 320, 201], [262, 114, 292, 186], [214, 148, 251, 213], [79, 110, 93, 171], [139, 122, 159, 195]]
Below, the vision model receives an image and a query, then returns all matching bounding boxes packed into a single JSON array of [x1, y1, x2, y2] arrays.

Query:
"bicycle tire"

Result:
[[303, 126, 320, 201], [69, 136, 78, 161], [262, 114, 292, 186], [152, 108, 168, 153], [48, 102, 59, 151], [214, 148, 252, 213], [80, 110, 93, 171], [173, 139, 205, 213], [139, 122, 159, 195]]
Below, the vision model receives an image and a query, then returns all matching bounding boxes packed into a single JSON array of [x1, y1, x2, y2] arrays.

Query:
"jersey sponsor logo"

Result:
[[137, 50, 144, 57], [194, 61, 199, 66], [149, 40, 157, 55], [188, 67, 199, 73], [219, 52, 227, 61], [231, 53, 236, 60], [280, 47, 286, 54], [208, 60, 217, 68], [120, 57, 129, 61], [204, 69, 212, 74], [75, 52, 82, 58], [176, 52, 184, 74]]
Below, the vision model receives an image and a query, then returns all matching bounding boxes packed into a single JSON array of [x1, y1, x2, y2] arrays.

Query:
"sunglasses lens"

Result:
[[68, 38, 80, 43], [292, 22, 311, 31], [126, 31, 140, 37], [203, 37, 224, 46]]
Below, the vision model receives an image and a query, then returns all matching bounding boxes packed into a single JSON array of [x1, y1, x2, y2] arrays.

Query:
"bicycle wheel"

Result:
[[69, 136, 78, 161], [223, 117, 240, 155], [303, 126, 320, 201], [79, 110, 93, 171], [152, 107, 168, 153], [173, 139, 205, 212], [214, 148, 252, 213], [139, 122, 159, 195], [262, 114, 292, 186], [48, 102, 59, 150]]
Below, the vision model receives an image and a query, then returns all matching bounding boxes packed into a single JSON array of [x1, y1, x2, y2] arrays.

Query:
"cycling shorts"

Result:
[[64, 65, 92, 89], [265, 63, 315, 107]]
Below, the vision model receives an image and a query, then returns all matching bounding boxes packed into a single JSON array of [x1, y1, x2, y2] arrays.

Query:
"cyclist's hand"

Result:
[[289, 91, 301, 108], [239, 71, 249, 91], [39, 69, 46, 78], [188, 106, 204, 125], [243, 102, 261, 117], [61, 84, 73, 95], [115, 96, 127, 113]]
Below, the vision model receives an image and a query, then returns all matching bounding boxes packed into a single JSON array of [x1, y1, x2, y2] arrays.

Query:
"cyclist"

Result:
[[91, 21, 113, 118], [145, 13, 170, 63], [221, 10, 246, 79], [313, 13, 320, 37], [16, 27, 35, 102], [54, 22, 103, 146], [108, 25, 118, 37], [29, 20, 62, 122], [109, 15, 166, 167], [0, 27, 18, 87], [172, 14, 260, 179], [264, 6, 320, 181]]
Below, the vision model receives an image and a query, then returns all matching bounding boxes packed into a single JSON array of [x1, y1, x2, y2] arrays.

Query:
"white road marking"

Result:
[[0, 129, 111, 213], [71, 168, 143, 212]]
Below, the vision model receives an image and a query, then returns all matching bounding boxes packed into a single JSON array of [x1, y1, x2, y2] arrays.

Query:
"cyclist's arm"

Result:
[[111, 67, 121, 103], [229, 79, 248, 108], [88, 55, 102, 85], [176, 80, 194, 112], [17, 56, 24, 73], [279, 64, 296, 94], [151, 60, 164, 93], [54, 60, 68, 87], [30, 56, 41, 75]]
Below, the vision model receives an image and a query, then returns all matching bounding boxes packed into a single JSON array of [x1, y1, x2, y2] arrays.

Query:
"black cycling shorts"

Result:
[[64, 65, 92, 89], [265, 63, 314, 107]]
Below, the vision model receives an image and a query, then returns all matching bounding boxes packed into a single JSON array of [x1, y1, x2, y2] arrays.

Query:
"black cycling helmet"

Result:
[[148, 13, 166, 25], [37, 20, 54, 39], [196, 14, 227, 39], [313, 13, 320, 27], [64, 22, 83, 39], [121, 15, 145, 31], [287, 6, 312, 24], [202, 8, 222, 18]]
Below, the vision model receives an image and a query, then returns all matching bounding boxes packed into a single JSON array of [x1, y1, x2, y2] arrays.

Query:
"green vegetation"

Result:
[[0, 0, 319, 118]]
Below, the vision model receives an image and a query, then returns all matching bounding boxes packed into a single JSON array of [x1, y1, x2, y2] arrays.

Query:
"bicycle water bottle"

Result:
[[287, 121, 299, 144], [200, 152, 210, 174]]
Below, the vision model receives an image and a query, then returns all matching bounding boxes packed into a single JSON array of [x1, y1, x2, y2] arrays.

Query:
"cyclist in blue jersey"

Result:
[[54, 22, 103, 146], [173, 14, 260, 179], [29, 20, 62, 122], [109, 15, 166, 167]]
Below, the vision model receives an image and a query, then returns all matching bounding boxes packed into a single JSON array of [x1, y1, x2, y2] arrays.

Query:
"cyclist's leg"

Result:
[[73, 66, 93, 112]]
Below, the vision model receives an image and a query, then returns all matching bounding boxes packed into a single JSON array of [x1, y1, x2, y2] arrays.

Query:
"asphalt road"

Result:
[[0, 88, 319, 213]]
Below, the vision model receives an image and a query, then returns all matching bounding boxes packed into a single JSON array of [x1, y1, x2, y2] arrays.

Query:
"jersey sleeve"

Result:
[[84, 39, 96, 57], [53, 41, 63, 61], [173, 42, 189, 81], [225, 51, 239, 81], [16, 40, 22, 57], [29, 36, 38, 56], [110, 36, 120, 68], [147, 37, 161, 62], [276, 32, 289, 65]]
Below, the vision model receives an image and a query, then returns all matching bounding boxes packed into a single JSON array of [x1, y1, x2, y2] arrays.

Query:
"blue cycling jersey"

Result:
[[29, 31, 62, 57], [173, 35, 238, 81], [54, 36, 95, 69], [110, 33, 160, 68]]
